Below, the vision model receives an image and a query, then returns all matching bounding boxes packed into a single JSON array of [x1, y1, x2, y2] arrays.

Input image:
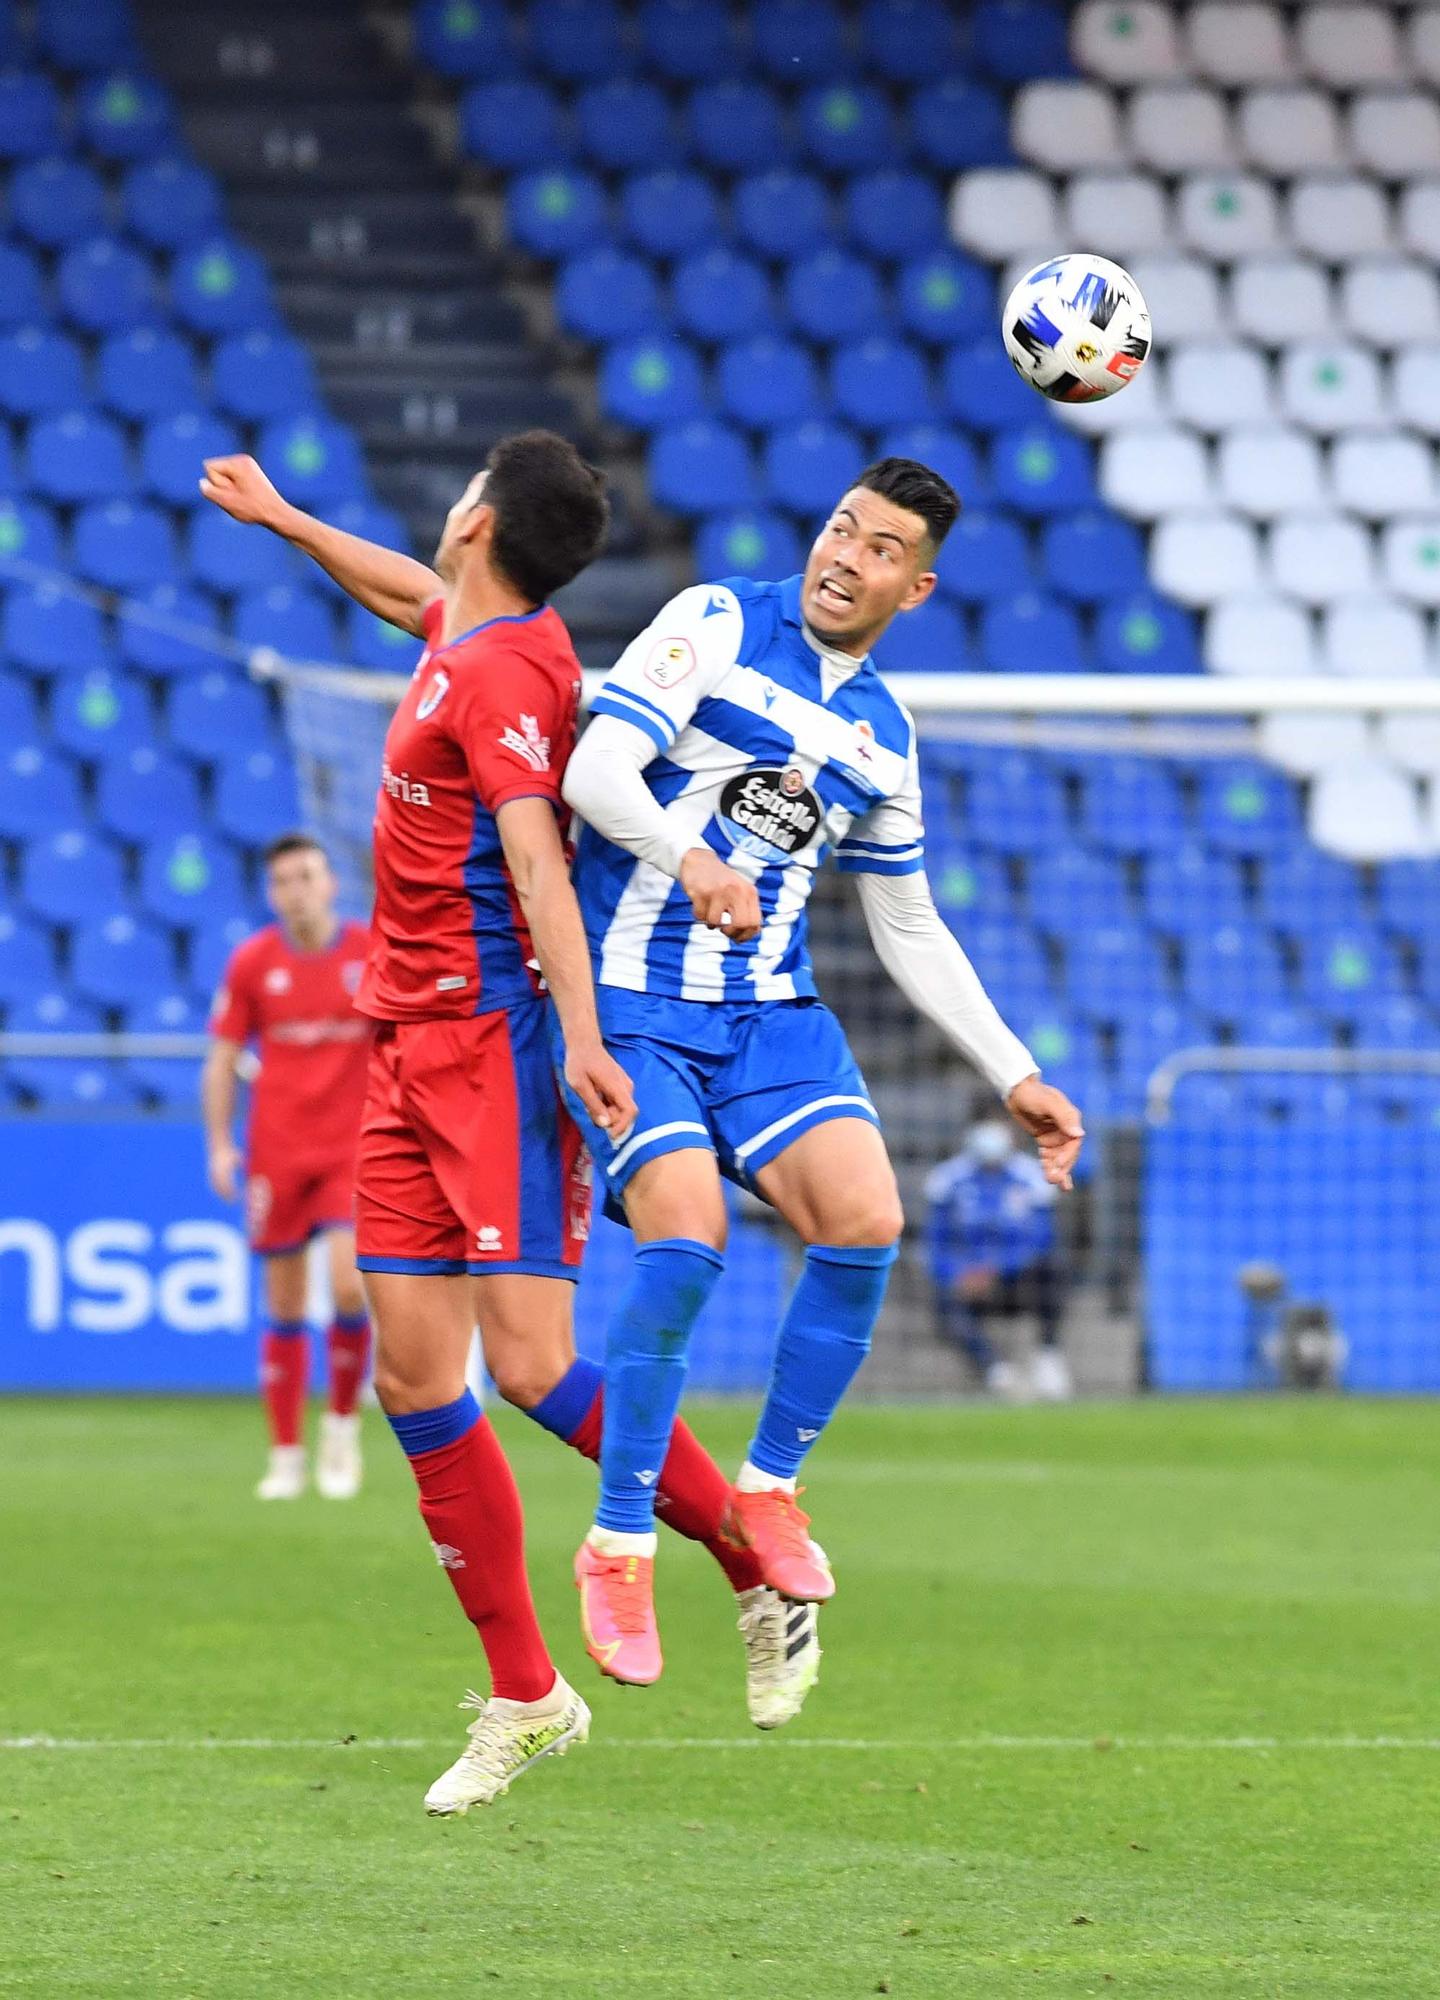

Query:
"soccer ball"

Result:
[[1001, 254, 1151, 405]]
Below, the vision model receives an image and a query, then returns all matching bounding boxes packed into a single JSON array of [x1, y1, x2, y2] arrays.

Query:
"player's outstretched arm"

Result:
[[200, 1038, 244, 1202], [198, 454, 441, 638], [496, 797, 637, 1139]]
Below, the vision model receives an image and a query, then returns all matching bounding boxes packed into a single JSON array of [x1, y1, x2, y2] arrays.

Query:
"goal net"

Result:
[[272, 655, 1440, 1401]]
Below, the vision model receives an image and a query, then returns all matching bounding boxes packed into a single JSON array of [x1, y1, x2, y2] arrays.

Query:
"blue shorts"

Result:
[[562, 988, 879, 1212]]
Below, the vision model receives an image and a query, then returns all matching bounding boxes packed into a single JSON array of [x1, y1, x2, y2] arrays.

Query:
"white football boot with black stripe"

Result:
[[423, 1676, 591, 1816], [736, 1542, 827, 1730]]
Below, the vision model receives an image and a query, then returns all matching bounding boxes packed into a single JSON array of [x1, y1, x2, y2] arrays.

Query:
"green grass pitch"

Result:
[[3, 1395, 1439, 1997]]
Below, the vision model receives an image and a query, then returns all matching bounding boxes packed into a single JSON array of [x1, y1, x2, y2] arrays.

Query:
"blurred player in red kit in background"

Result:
[[202, 834, 372, 1503]]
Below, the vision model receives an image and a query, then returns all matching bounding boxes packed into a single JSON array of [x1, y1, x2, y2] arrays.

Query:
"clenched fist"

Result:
[[199, 454, 288, 531]]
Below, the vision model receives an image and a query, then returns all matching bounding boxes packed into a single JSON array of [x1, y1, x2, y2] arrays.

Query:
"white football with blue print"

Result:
[[1001, 254, 1151, 405]]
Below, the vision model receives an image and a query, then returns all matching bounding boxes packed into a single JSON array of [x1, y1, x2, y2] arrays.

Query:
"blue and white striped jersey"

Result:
[[574, 574, 926, 1003]]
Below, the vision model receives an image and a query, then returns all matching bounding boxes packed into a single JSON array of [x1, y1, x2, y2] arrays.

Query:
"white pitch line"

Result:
[[4, 1734, 1440, 1753]]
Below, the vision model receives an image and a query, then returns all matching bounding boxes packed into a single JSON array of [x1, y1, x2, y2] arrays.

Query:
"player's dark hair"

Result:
[[263, 832, 327, 870], [482, 429, 610, 604], [854, 456, 961, 555]]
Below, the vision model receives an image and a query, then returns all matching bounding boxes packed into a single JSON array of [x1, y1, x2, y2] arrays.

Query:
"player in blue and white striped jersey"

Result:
[[559, 457, 1085, 1691]]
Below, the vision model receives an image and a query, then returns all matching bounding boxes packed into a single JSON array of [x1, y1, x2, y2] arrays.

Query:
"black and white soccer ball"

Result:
[[1001, 253, 1152, 404]]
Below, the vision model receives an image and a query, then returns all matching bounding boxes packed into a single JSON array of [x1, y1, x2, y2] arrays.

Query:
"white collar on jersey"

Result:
[[800, 619, 868, 703]]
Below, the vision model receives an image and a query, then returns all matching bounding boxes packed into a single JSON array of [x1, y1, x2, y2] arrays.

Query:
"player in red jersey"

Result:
[[203, 833, 372, 1503]]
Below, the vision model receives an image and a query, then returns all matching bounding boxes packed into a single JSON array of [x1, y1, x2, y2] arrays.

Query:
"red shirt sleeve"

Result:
[[420, 597, 445, 646], [448, 647, 573, 815], [209, 942, 258, 1044]]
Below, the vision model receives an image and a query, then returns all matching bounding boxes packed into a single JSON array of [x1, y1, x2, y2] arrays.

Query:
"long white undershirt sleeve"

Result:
[[561, 712, 697, 878], [855, 869, 1039, 1100]]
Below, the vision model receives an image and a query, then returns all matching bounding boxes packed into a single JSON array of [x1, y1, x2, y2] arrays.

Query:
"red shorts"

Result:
[[354, 1002, 590, 1280], [245, 1158, 355, 1256]]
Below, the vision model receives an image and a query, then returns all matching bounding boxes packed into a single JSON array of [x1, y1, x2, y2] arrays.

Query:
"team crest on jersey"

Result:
[[341, 959, 364, 995], [416, 667, 450, 720], [264, 966, 292, 994], [498, 713, 551, 771], [780, 766, 807, 797], [644, 636, 695, 689]]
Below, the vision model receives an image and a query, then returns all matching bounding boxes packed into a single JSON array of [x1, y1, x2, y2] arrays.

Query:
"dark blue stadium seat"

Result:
[[831, 336, 931, 428], [754, 0, 850, 80], [957, 917, 1057, 1010], [1041, 512, 1148, 604], [255, 415, 365, 509], [1026, 848, 1134, 930], [117, 584, 225, 678], [530, 0, 626, 82], [70, 913, 176, 1011], [860, 0, 963, 82], [36, 0, 136, 72], [719, 335, 821, 431], [600, 335, 705, 430], [0, 71, 63, 158], [910, 79, 1013, 171], [638, 0, 741, 80], [319, 498, 410, 561], [1297, 928, 1405, 1023], [689, 79, 786, 174], [49, 668, 154, 764], [941, 339, 1037, 431], [557, 248, 662, 344], [973, 0, 1072, 82], [1256, 848, 1370, 934], [673, 249, 772, 345], [964, 753, 1068, 854], [460, 79, 569, 171], [0, 496, 62, 575], [9, 989, 108, 1036], [0, 743, 86, 838], [1074, 754, 1187, 856], [762, 419, 864, 516], [233, 586, 339, 664], [57, 234, 158, 332], [1141, 842, 1249, 931], [0, 670, 39, 737], [170, 237, 274, 336], [1111, 1000, 1211, 1110], [26, 408, 133, 503], [347, 604, 423, 672], [142, 410, 242, 506], [188, 505, 297, 593], [72, 500, 177, 592], [1351, 996, 1439, 1050], [979, 591, 1087, 675], [190, 913, 264, 994], [6, 1055, 142, 1112], [620, 168, 720, 259], [9, 154, 105, 246], [0, 243, 44, 326], [140, 833, 248, 929], [3, 583, 113, 677], [877, 424, 985, 504], [577, 78, 676, 171], [76, 71, 173, 161], [649, 419, 755, 515], [508, 168, 609, 260], [98, 328, 200, 421], [733, 170, 832, 262], [933, 510, 1032, 604], [784, 249, 886, 346], [928, 848, 1014, 923], [895, 251, 991, 347], [95, 744, 206, 843], [799, 83, 897, 173], [694, 510, 802, 581], [870, 595, 969, 672], [1093, 593, 1201, 674], [0, 907, 61, 1005], [213, 749, 301, 848], [1066, 924, 1174, 1019], [22, 827, 128, 925], [211, 332, 315, 423], [167, 670, 276, 764], [844, 170, 945, 264], [1376, 858, 1440, 937], [128, 1012, 205, 1107], [414, 0, 520, 77], [1198, 760, 1304, 857], [120, 155, 222, 249], [0, 421, 22, 492], [0, 325, 85, 416], [991, 425, 1096, 516], [1182, 921, 1292, 1022]]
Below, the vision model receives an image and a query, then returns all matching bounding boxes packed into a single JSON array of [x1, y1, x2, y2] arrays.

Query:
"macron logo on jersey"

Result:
[[497, 714, 551, 771]]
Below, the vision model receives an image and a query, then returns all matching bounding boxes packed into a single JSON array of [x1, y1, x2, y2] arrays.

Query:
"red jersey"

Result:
[[354, 598, 581, 1023], [210, 919, 371, 1171]]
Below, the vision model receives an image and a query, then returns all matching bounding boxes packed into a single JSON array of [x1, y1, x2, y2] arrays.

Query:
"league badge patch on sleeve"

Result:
[[644, 636, 696, 688]]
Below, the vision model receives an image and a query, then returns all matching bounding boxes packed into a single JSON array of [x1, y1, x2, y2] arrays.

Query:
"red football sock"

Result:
[[407, 1416, 555, 1703], [260, 1325, 309, 1448], [326, 1315, 370, 1417]]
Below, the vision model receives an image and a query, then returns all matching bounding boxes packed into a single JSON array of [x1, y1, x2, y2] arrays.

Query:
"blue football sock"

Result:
[[597, 1238, 723, 1533], [747, 1243, 898, 1480], [524, 1355, 603, 1442]]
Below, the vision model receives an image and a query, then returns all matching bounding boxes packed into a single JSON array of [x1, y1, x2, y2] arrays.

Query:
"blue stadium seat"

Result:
[[638, 0, 741, 79], [869, 595, 968, 672], [1066, 925, 1174, 1018], [860, 0, 962, 82], [673, 249, 772, 345], [507, 168, 609, 260], [97, 328, 200, 421], [140, 833, 248, 930], [754, 0, 850, 80], [941, 339, 1037, 431], [170, 237, 274, 336], [0, 496, 62, 576], [233, 585, 339, 664], [1014, 1010, 1106, 1106], [0, 669, 38, 737], [26, 408, 133, 502], [844, 171, 945, 264], [128, 1021, 205, 1109], [1182, 921, 1292, 1022], [784, 249, 886, 346], [1041, 512, 1148, 604], [128, 991, 205, 1036], [1351, 996, 1439, 1050], [688, 80, 786, 174], [141, 410, 242, 506], [36, 0, 135, 71], [0, 907, 61, 1005], [117, 583, 225, 679], [459, 79, 569, 171], [973, 0, 1072, 82], [910, 79, 1013, 171], [648, 420, 755, 514], [0, 71, 63, 157], [831, 336, 931, 428], [1256, 848, 1370, 934], [876, 424, 985, 504], [762, 419, 864, 516], [1094, 593, 1201, 674], [928, 848, 1014, 923], [6, 1055, 141, 1112], [0, 325, 85, 416], [1074, 755, 1187, 857], [958, 918, 1057, 1010], [72, 500, 177, 592], [991, 425, 1096, 516], [77, 71, 173, 161], [1227, 1002, 1333, 1050], [319, 498, 410, 559], [0, 742, 85, 838], [120, 155, 222, 249], [557, 248, 661, 344], [1026, 848, 1134, 930], [9, 990, 107, 1036], [576, 78, 676, 171], [9, 155, 106, 246], [0, 243, 45, 326], [347, 603, 423, 672], [1297, 929, 1405, 1023], [620, 168, 720, 258], [213, 749, 301, 848], [933, 510, 1032, 604], [22, 827, 128, 925], [1111, 1000, 1210, 1110], [49, 668, 154, 763], [600, 335, 705, 430], [167, 670, 276, 764], [733, 170, 831, 262], [255, 414, 365, 509], [70, 913, 176, 1011], [189, 912, 264, 994], [1141, 842, 1248, 931], [57, 234, 158, 332], [964, 753, 1068, 854], [1198, 760, 1304, 857], [1376, 858, 1440, 937], [211, 331, 315, 423], [95, 744, 206, 843], [694, 510, 802, 581], [414, 0, 520, 77], [799, 84, 897, 173], [530, 0, 625, 82], [719, 335, 821, 431], [979, 592, 1087, 675], [895, 251, 991, 347], [3, 583, 113, 677], [188, 504, 298, 593]]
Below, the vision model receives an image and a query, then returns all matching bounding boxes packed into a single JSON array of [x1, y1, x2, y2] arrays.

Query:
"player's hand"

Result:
[[958, 1266, 998, 1302], [1005, 1076, 1085, 1192], [198, 454, 287, 530], [566, 1040, 637, 1142], [207, 1139, 243, 1204], [679, 848, 762, 943]]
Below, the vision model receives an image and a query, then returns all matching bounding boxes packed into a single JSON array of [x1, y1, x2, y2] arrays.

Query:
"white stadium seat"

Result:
[[1072, 0, 1183, 83], [948, 170, 1059, 262], [1381, 517, 1440, 606], [1321, 597, 1432, 677], [1297, 5, 1403, 87], [1287, 177, 1392, 261], [1168, 342, 1274, 431], [1177, 173, 1281, 258], [1391, 348, 1440, 437], [1269, 515, 1376, 606], [1331, 433, 1437, 518], [1229, 257, 1332, 347], [1151, 512, 1262, 605], [1100, 427, 1213, 518], [1309, 764, 1429, 861], [1237, 88, 1345, 176], [1187, 3, 1293, 87], [1061, 172, 1171, 259], [1128, 256, 1225, 345], [1376, 709, 1440, 777], [1126, 85, 1232, 173], [1339, 260, 1440, 350], [1012, 82, 1123, 173], [1205, 596, 1319, 677], [1398, 183, 1440, 263], [1278, 343, 1386, 434], [1052, 352, 1169, 433], [1410, 9, 1440, 89], [1259, 711, 1375, 777], [1215, 428, 1326, 518], [1348, 93, 1440, 180]]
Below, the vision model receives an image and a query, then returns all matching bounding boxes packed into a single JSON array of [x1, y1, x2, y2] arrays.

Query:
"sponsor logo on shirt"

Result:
[[382, 761, 433, 807], [416, 667, 450, 720], [497, 713, 551, 772], [268, 1018, 370, 1047], [718, 766, 823, 861], [264, 967, 292, 994], [644, 636, 695, 689]]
